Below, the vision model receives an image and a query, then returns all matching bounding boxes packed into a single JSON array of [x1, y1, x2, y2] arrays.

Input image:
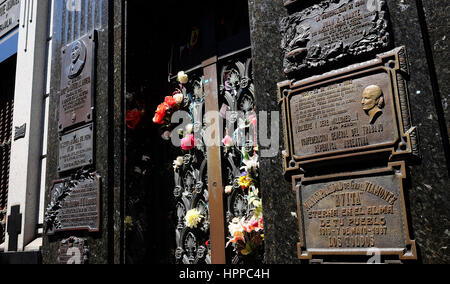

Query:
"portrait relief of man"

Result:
[[67, 40, 86, 79], [362, 85, 385, 124]]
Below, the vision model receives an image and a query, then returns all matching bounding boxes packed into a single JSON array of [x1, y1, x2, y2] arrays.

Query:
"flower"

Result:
[[238, 172, 253, 189], [173, 156, 184, 171], [222, 135, 234, 147], [185, 208, 204, 229], [173, 92, 184, 104], [177, 71, 189, 84], [226, 218, 245, 247], [185, 124, 194, 134], [225, 185, 233, 195], [153, 102, 169, 124], [126, 109, 142, 129], [164, 96, 178, 109], [181, 134, 197, 150], [241, 154, 259, 174]]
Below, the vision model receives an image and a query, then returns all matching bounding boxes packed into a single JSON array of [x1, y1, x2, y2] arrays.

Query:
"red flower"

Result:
[[126, 109, 142, 129], [164, 96, 178, 109], [153, 102, 169, 125]]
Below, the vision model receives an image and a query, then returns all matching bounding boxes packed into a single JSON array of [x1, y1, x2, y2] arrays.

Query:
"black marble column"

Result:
[[42, 0, 123, 264], [248, 0, 301, 264]]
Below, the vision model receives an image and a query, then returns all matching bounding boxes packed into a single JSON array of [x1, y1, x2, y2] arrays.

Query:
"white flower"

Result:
[[173, 156, 184, 171], [240, 154, 259, 174], [225, 185, 233, 194], [228, 218, 245, 237], [173, 92, 184, 104], [177, 71, 189, 84], [185, 123, 194, 134], [185, 208, 204, 229]]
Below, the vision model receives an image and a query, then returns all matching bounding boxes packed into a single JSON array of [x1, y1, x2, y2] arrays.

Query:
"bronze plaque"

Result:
[[279, 47, 419, 173], [58, 237, 88, 264], [59, 32, 95, 131], [281, 0, 391, 75], [46, 173, 101, 235], [294, 162, 416, 260], [58, 124, 94, 173]]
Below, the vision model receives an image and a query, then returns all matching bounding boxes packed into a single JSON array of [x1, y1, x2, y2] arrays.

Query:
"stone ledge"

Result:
[[0, 251, 42, 264]]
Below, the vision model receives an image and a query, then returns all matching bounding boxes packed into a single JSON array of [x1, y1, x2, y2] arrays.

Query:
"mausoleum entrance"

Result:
[[124, 0, 263, 264]]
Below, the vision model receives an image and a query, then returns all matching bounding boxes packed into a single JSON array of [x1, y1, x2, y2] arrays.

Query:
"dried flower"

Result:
[[185, 208, 204, 229]]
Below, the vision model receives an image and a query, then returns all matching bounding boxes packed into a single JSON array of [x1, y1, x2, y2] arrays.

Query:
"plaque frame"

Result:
[[293, 161, 417, 261], [58, 123, 95, 173], [45, 172, 101, 235], [59, 31, 96, 132], [278, 47, 419, 174]]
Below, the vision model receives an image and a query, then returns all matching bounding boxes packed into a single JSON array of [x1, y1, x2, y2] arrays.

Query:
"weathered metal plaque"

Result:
[[58, 124, 94, 173], [58, 237, 88, 264], [0, 0, 20, 38], [59, 32, 95, 131], [279, 47, 419, 173], [46, 173, 101, 235], [281, 0, 391, 76], [294, 162, 416, 260]]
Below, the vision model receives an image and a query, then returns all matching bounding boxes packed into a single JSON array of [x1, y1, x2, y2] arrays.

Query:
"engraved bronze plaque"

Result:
[[58, 124, 94, 173], [294, 162, 416, 260], [280, 0, 391, 76], [59, 32, 95, 131], [0, 0, 20, 39], [58, 237, 88, 264], [279, 47, 419, 173], [46, 173, 101, 235]]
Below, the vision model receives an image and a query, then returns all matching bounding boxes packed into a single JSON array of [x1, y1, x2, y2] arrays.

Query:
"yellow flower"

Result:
[[124, 216, 133, 231], [238, 174, 253, 189], [185, 208, 204, 229]]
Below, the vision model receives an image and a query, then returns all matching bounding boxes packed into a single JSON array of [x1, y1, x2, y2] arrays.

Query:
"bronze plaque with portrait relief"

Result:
[[279, 47, 419, 173], [59, 32, 96, 131], [293, 162, 417, 260]]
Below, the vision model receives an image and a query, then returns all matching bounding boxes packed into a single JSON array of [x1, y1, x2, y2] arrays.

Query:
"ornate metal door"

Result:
[[159, 49, 263, 264]]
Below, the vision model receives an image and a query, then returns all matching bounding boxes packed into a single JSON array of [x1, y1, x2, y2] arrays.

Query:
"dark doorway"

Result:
[[0, 54, 16, 245], [124, 0, 251, 264]]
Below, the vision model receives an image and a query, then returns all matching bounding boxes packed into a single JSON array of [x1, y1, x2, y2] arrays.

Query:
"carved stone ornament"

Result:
[[278, 47, 419, 174], [293, 162, 417, 261], [280, 0, 391, 77]]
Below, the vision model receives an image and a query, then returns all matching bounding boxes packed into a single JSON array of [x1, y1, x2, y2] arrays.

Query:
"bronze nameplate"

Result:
[[46, 173, 101, 235], [58, 237, 88, 264], [294, 162, 416, 260], [59, 32, 96, 131], [281, 0, 391, 76], [279, 47, 419, 173], [58, 124, 94, 173]]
